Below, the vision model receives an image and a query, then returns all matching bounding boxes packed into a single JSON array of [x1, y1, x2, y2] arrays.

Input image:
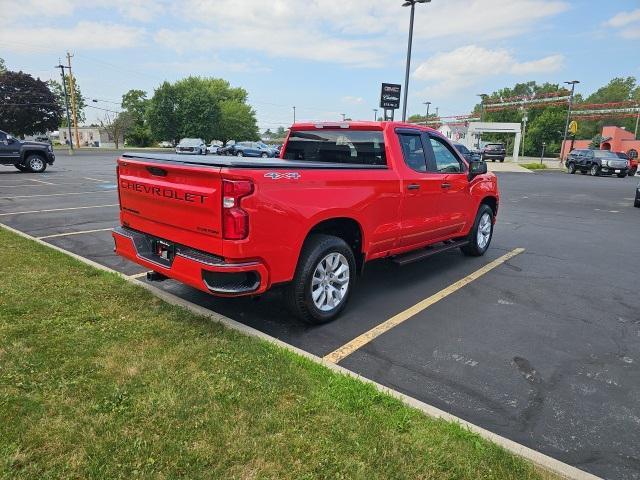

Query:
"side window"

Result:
[[398, 133, 427, 172], [429, 136, 464, 173], [0, 131, 6, 142]]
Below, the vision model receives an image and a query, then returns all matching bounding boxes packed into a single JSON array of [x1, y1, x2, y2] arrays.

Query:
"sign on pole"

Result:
[[568, 120, 578, 135], [380, 83, 401, 109]]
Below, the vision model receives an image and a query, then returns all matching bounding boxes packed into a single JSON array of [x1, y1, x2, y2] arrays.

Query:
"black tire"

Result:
[[567, 162, 576, 174], [617, 173, 626, 178], [284, 234, 356, 324], [14, 164, 28, 172], [261, 153, 268, 158], [461, 204, 494, 257], [25, 154, 47, 173], [590, 164, 600, 176], [635, 198, 640, 208], [236, 151, 244, 157], [499, 158, 504, 163], [628, 168, 636, 177]]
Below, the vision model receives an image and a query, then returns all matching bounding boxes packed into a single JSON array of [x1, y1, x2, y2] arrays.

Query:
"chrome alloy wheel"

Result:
[[311, 253, 350, 312], [477, 212, 492, 249], [29, 156, 45, 171]]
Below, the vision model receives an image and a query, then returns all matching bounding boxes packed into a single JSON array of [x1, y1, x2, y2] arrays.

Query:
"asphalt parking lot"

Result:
[[1, 151, 639, 480]]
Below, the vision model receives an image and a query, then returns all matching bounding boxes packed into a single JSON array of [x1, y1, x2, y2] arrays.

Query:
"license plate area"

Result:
[[151, 239, 175, 263]]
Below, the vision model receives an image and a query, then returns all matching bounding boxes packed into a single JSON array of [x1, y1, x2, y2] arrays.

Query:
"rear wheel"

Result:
[[567, 162, 576, 174], [25, 154, 47, 173], [284, 234, 355, 324], [261, 153, 268, 158], [461, 205, 494, 257], [236, 151, 244, 157], [590, 164, 600, 176]]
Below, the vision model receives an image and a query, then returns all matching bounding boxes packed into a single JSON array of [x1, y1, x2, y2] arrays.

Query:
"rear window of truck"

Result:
[[284, 130, 386, 165]]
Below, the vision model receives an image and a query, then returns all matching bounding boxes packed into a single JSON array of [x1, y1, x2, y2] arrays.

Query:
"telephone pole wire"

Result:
[[66, 52, 81, 149]]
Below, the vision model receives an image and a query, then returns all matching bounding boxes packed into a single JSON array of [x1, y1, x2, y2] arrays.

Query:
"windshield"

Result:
[[284, 129, 386, 165], [178, 138, 201, 147], [593, 150, 618, 158]]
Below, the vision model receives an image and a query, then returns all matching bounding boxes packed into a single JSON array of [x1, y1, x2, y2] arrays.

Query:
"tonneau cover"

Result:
[[121, 152, 387, 170]]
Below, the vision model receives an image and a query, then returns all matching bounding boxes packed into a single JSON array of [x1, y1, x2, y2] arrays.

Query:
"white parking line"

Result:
[[83, 177, 110, 183], [0, 204, 118, 217], [37, 228, 114, 240], [28, 178, 56, 185], [0, 191, 114, 200]]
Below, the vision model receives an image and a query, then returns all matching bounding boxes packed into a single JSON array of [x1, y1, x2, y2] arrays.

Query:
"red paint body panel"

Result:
[[113, 121, 499, 296]]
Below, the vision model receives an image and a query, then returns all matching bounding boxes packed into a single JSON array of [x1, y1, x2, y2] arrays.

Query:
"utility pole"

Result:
[[521, 113, 528, 158], [341, 113, 346, 121], [66, 52, 80, 149], [373, 109, 378, 121], [292, 106, 296, 124], [401, 0, 431, 122], [423, 101, 431, 125], [635, 103, 639, 138], [477, 94, 487, 148], [560, 80, 579, 161], [55, 62, 73, 153]]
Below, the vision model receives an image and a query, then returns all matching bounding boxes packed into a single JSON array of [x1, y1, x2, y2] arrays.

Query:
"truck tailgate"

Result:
[[117, 157, 223, 253]]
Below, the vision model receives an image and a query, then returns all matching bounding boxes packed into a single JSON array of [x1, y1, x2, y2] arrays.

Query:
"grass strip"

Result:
[[0, 227, 552, 479], [520, 163, 548, 170]]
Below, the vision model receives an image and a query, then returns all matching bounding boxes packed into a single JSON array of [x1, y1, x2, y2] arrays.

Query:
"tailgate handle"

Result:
[[147, 166, 167, 177]]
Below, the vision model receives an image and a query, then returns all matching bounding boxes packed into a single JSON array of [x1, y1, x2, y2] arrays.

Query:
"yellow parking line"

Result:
[[37, 228, 113, 240], [323, 247, 525, 364], [0, 204, 118, 216], [128, 272, 149, 279]]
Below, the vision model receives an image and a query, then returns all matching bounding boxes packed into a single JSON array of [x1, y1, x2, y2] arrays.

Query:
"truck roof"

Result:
[[289, 121, 438, 132]]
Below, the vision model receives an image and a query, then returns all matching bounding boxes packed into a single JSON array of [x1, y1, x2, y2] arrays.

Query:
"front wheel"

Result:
[[261, 153, 268, 158], [461, 205, 494, 257], [25, 154, 47, 173], [617, 172, 627, 178], [567, 162, 576, 174], [628, 168, 637, 177], [590, 164, 600, 176], [236, 151, 244, 157], [284, 234, 355, 324]]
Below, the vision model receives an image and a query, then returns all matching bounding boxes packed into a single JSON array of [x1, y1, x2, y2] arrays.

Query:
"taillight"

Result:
[[222, 179, 253, 240]]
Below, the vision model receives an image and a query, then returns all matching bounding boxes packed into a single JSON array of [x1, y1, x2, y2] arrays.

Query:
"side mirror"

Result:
[[468, 160, 487, 180]]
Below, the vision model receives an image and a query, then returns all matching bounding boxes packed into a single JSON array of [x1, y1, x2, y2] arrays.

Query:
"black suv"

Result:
[[0, 130, 55, 173], [481, 143, 506, 162], [566, 149, 628, 178]]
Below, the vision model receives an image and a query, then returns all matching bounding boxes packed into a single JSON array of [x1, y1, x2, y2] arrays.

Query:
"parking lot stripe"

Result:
[[83, 177, 110, 183], [128, 272, 149, 279], [323, 247, 526, 364], [1, 190, 113, 200], [28, 178, 56, 185], [37, 228, 114, 240], [0, 204, 118, 217]]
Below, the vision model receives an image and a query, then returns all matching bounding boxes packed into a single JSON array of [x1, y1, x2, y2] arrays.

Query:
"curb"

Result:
[[0, 222, 602, 480]]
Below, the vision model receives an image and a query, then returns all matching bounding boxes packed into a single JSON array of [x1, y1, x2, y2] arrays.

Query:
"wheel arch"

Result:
[[480, 195, 498, 217], [22, 149, 47, 163], [302, 217, 365, 274]]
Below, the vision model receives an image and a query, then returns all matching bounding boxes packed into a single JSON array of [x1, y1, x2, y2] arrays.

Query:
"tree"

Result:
[[121, 89, 152, 147], [146, 77, 258, 144], [48, 77, 86, 126], [0, 70, 62, 136], [0, 58, 6, 73], [263, 128, 273, 139], [100, 112, 134, 149]]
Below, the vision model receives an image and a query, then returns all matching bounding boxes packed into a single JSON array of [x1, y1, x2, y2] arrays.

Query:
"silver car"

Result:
[[175, 138, 207, 155]]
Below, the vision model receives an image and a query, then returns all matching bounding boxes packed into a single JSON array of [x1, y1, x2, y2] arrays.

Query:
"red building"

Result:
[[563, 126, 639, 160]]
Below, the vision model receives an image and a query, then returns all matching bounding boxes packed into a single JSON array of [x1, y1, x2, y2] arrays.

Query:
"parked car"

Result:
[[158, 141, 174, 148], [565, 149, 628, 177], [0, 129, 55, 173], [113, 121, 498, 323], [176, 138, 207, 155], [230, 141, 274, 158], [614, 151, 637, 176], [635, 181, 640, 208], [453, 143, 481, 163], [207, 142, 223, 154], [566, 148, 589, 166], [481, 143, 506, 162]]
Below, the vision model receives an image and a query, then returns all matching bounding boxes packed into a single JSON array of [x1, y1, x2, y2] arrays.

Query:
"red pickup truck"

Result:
[[113, 121, 499, 323]]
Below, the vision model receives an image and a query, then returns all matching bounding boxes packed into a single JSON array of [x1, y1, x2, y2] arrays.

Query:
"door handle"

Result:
[[407, 183, 420, 190], [441, 182, 451, 189]]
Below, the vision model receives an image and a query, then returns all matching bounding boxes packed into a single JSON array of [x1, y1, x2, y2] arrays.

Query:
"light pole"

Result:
[[423, 101, 431, 125], [477, 94, 487, 148], [373, 109, 378, 121], [560, 80, 579, 161], [401, 0, 431, 122], [521, 112, 528, 158], [635, 102, 639, 138], [341, 113, 346, 121], [292, 106, 296, 124]]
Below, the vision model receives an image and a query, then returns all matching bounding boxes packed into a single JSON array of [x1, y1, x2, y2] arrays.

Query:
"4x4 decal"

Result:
[[264, 172, 301, 180]]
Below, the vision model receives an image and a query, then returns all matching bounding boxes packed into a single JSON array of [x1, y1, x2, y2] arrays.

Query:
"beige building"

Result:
[[57, 127, 123, 148]]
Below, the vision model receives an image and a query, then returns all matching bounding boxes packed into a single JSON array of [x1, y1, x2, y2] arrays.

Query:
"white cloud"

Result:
[[413, 45, 563, 95], [604, 9, 640, 27], [341, 96, 365, 105], [0, 21, 145, 52]]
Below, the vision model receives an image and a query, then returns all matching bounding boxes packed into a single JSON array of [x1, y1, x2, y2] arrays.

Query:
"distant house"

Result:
[[438, 123, 469, 142], [55, 127, 124, 148]]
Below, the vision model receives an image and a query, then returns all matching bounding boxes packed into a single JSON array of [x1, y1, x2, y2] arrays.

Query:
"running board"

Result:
[[392, 240, 469, 266]]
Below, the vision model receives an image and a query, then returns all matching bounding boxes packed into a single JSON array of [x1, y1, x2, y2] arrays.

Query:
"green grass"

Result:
[[0, 227, 553, 480], [520, 163, 547, 170]]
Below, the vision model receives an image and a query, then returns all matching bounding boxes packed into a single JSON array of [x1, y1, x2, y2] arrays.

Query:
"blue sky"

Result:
[[1, 0, 639, 131]]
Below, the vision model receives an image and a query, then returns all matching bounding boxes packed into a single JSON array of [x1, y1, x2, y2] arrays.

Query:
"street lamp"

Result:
[[477, 94, 487, 148], [341, 113, 346, 121], [373, 109, 378, 121], [292, 106, 296, 124], [401, 0, 431, 122], [560, 80, 579, 161], [423, 101, 431, 125]]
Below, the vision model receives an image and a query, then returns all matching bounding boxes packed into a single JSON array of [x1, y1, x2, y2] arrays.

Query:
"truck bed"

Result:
[[121, 153, 388, 170]]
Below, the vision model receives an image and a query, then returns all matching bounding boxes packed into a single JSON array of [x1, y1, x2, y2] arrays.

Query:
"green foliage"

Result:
[[47, 78, 86, 126], [121, 89, 152, 147], [0, 57, 6, 73], [0, 70, 62, 136], [589, 134, 603, 149], [520, 163, 547, 170], [146, 77, 258, 144]]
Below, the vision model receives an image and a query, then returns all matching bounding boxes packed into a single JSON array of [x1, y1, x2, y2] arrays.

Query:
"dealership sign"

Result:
[[380, 83, 401, 109]]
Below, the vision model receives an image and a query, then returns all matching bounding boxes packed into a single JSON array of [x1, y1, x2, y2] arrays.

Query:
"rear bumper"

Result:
[[112, 227, 269, 296]]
